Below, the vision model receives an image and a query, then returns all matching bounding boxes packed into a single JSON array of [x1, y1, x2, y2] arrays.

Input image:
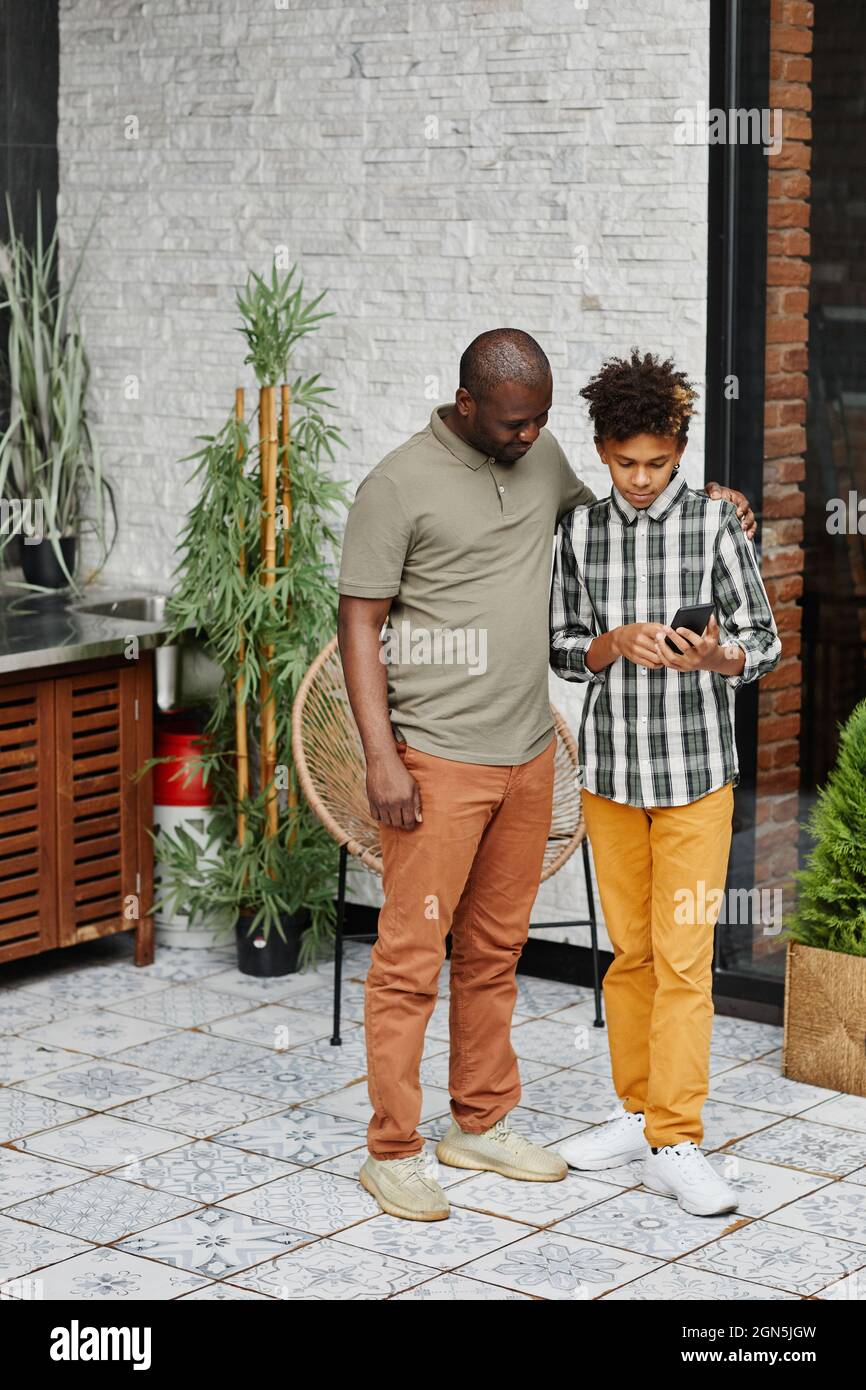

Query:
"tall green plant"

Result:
[[0, 197, 114, 588], [236, 261, 330, 386], [784, 697, 866, 957], [153, 264, 350, 967]]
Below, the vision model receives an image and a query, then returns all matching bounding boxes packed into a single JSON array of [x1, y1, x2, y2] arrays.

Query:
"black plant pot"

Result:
[[235, 908, 310, 978], [21, 536, 76, 589], [3, 534, 23, 571]]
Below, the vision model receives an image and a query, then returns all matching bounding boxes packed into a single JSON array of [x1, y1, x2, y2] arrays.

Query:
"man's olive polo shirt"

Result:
[[337, 403, 597, 765]]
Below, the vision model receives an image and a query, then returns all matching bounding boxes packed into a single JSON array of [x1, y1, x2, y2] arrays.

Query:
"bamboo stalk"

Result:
[[259, 384, 279, 843], [259, 386, 269, 562], [234, 387, 249, 848], [280, 384, 299, 841], [280, 383, 292, 567]]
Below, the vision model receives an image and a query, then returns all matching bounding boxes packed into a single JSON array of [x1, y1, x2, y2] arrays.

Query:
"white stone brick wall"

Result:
[[58, 0, 710, 931]]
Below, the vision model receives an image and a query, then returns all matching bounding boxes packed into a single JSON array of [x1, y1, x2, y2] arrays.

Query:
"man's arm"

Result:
[[337, 596, 422, 829], [336, 470, 423, 829], [556, 446, 598, 524]]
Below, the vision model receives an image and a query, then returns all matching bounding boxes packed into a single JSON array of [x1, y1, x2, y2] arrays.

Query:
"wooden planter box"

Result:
[[783, 941, 866, 1097]]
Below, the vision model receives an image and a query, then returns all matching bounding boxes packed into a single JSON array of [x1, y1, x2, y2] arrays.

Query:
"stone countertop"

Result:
[[0, 586, 175, 676]]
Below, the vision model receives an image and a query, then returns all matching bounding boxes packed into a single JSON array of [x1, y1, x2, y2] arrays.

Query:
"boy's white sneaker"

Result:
[[556, 1106, 647, 1170], [642, 1141, 739, 1216]]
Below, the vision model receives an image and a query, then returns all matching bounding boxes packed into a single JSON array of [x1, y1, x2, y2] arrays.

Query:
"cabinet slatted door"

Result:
[[55, 664, 141, 946], [0, 680, 57, 962]]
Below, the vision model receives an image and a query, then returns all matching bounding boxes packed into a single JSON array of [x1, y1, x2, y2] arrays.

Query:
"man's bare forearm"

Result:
[[337, 595, 422, 828], [337, 596, 399, 763]]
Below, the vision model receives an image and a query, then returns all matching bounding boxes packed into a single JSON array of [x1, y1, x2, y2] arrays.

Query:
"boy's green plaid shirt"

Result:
[[549, 473, 781, 807]]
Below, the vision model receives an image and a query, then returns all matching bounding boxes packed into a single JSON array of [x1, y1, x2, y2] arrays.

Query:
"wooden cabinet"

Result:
[[0, 677, 55, 959], [0, 654, 154, 967]]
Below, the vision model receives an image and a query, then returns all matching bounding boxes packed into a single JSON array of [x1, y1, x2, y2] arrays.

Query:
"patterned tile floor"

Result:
[[1, 935, 865, 1301]]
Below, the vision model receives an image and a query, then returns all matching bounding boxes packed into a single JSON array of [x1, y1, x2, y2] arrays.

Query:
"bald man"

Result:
[[337, 329, 755, 1222]]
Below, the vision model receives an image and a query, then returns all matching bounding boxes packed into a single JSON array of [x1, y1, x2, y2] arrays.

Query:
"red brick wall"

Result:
[[754, 0, 812, 937]]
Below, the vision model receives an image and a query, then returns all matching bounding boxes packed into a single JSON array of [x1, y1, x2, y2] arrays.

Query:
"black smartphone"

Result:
[[665, 603, 714, 652]]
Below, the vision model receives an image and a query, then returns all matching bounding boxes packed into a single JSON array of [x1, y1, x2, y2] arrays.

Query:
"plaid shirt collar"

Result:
[[609, 472, 689, 526]]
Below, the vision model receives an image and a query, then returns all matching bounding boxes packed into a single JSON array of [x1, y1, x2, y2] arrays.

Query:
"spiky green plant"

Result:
[[151, 264, 350, 968], [784, 697, 866, 956], [0, 196, 114, 588], [236, 262, 330, 387]]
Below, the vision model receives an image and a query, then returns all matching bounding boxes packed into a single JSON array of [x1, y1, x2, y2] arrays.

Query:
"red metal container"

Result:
[[153, 725, 214, 807]]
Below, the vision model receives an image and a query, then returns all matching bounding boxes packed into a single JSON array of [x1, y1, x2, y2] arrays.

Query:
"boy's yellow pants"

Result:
[[580, 783, 735, 1148]]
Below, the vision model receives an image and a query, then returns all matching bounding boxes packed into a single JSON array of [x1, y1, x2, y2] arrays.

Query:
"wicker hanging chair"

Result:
[[291, 635, 603, 1042]]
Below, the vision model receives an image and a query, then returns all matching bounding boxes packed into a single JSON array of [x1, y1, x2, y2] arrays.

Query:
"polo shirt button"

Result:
[[499, 485, 505, 493]]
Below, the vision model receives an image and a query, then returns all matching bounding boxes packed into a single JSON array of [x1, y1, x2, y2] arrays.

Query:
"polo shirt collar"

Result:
[[430, 404, 490, 470], [610, 471, 689, 526]]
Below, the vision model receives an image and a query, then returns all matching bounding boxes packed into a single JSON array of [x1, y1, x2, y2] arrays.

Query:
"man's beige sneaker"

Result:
[[359, 1152, 450, 1221], [435, 1115, 567, 1181]]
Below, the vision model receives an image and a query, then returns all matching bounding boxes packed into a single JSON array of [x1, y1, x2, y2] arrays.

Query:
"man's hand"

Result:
[[705, 481, 756, 540], [338, 594, 424, 830], [366, 749, 423, 829]]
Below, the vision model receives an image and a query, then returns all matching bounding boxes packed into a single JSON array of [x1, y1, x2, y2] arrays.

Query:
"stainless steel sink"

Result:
[[74, 595, 169, 622]]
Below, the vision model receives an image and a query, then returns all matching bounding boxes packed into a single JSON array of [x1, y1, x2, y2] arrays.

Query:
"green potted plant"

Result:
[[0, 198, 114, 589], [152, 262, 349, 974], [781, 696, 866, 1096]]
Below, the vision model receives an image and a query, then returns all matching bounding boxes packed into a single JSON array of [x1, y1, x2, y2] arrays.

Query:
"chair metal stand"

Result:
[[291, 639, 607, 1050], [329, 832, 606, 1045], [527, 835, 605, 1028], [329, 843, 348, 1045]]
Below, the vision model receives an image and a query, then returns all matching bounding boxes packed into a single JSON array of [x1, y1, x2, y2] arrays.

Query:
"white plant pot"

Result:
[[153, 803, 232, 948]]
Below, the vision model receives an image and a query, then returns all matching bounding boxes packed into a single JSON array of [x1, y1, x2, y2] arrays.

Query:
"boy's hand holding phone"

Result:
[[654, 613, 720, 670], [589, 618, 721, 672], [586, 607, 746, 677], [653, 614, 745, 676]]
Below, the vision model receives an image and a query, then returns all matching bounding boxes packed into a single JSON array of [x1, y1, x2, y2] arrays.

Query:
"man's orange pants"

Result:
[[365, 736, 556, 1159]]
